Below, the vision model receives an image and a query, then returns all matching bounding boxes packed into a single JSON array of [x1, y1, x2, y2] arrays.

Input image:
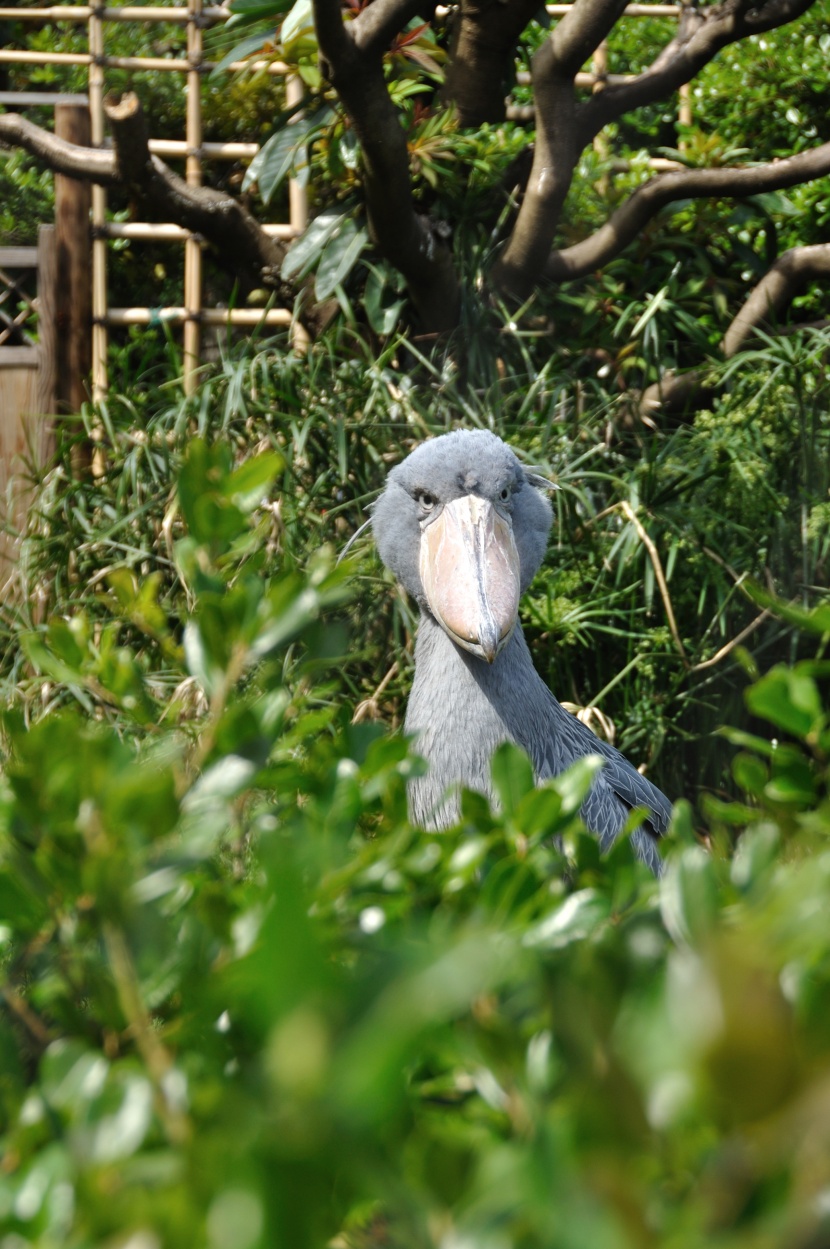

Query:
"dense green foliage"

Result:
[[2, 4, 830, 1244], [3, 2, 829, 369], [1, 383, 830, 1247], [6, 323, 830, 802]]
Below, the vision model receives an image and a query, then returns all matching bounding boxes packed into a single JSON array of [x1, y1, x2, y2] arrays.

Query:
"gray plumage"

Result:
[[372, 429, 670, 873]]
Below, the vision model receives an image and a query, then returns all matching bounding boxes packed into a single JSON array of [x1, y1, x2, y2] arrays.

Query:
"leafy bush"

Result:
[[2, 435, 830, 1248], [5, 321, 829, 813]]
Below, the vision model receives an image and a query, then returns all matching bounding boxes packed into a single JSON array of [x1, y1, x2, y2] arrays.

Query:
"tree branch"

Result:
[[0, 111, 119, 184], [104, 93, 292, 297], [351, 0, 435, 56], [640, 243, 830, 418], [546, 0, 630, 79], [492, 0, 819, 300], [313, 0, 459, 332], [438, 0, 545, 127], [546, 141, 830, 283], [491, 0, 630, 298], [582, 0, 819, 136], [722, 242, 830, 356], [0, 95, 339, 334]]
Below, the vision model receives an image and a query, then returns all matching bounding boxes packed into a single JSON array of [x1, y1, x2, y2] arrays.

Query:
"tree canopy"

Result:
[[1, 0, 829, 412]]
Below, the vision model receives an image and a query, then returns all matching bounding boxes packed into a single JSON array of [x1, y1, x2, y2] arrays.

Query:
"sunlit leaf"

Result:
[[315, 218, 369, 300]]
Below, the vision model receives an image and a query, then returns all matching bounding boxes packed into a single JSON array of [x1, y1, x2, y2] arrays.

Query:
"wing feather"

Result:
[[533, 690, 671, 872]]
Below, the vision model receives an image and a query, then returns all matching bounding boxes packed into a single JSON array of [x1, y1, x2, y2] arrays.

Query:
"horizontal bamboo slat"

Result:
[[0, 347, 40, 369], [0, 48, 290, 75], [0, 1, 681, 20], [102, 221, 297, 241], [105, 306, 293, 327], [147, 138, 260, 160], [0, 6, 228, 22], [516, 70, 637, 87]]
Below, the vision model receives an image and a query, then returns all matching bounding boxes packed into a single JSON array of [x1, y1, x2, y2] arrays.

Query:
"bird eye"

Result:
[[416, 490, 436, 510], [499, 487, 511, 502]]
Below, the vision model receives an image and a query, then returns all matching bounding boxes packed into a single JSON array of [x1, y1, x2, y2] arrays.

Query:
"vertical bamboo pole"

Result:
[[286, 73, 309, 352], [184, 0, 203, 393], [678, 81, 692, 148], [89, 1, 108, 402]]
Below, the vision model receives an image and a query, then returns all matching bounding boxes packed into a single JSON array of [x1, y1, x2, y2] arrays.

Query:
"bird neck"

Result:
[[404, 611, 549, 827]]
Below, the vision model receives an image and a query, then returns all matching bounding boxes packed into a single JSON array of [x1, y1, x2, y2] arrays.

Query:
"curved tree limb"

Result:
[[0, 111, 119, 184], [313, 0, 459, 332], [546, 140, 830, 283], [491, 0, 630, 298], [491, 0, 819, 300], [105, 94, 292, 295], [546, 0, 631, 79], [721, 241, 830, 356], [639, 242, 830, 418], [350, 0, 436, 55], [0, 94, 336, 335], [583, 0, 819, 137], [438, 0, 546, 128]]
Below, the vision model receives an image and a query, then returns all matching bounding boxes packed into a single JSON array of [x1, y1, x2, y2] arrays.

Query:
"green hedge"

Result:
[[2, 433, 830, 1248]]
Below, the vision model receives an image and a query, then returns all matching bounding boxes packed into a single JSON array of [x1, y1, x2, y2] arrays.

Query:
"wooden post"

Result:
[[37, 224, 58, 423], [54, 96, 92, 472]]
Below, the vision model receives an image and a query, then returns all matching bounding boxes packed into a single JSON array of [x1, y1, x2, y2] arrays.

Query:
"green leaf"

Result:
[[315, 218, 368, 301], [184, 620, 220, 696], [523, 889, 609, 949], [280, 0, 316, 58], [246, 126, 300, 202], [209, 30, 272, 77], [84, 1071, 154, 1164], [20, 632, 82, 685], [490, 742, 535, 818], [732, 751, 768, 797], [660, 845, 719, 946], [719, 726, 779, 759], [513, 786, 564, 843], [365, 263, 404, 335], [228, 0, 293, 16], [553, 754, 605, 818], [281, 209, 348, 280], [730, 824, 780, 890], [185, 755, 258, 807], [744, 581, 830, 636], [745, 665, 823, 740], [243, 105, 334, 200], [227, 451, 283, 511]]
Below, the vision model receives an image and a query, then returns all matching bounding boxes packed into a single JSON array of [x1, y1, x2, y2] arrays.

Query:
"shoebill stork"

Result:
[[372, 429, 671, 873]]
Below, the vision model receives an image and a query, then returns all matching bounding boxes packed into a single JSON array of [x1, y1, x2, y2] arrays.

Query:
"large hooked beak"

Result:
[[419, 495, 521, 663]]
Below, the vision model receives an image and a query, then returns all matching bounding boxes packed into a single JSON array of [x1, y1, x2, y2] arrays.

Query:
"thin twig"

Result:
[[103, 921, 191, 1145], [1, 985, 52, 1046], [690, 609, 771, 672], [352, 661, 399, 723], [619, 499, 689, 667], [181, 639, 250, 790]]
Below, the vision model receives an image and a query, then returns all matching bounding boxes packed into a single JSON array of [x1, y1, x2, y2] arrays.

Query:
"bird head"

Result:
[[372, 430, 554, 663]]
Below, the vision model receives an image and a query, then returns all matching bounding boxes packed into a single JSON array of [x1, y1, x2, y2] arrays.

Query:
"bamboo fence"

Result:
[[0, 1, 690, 397]]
